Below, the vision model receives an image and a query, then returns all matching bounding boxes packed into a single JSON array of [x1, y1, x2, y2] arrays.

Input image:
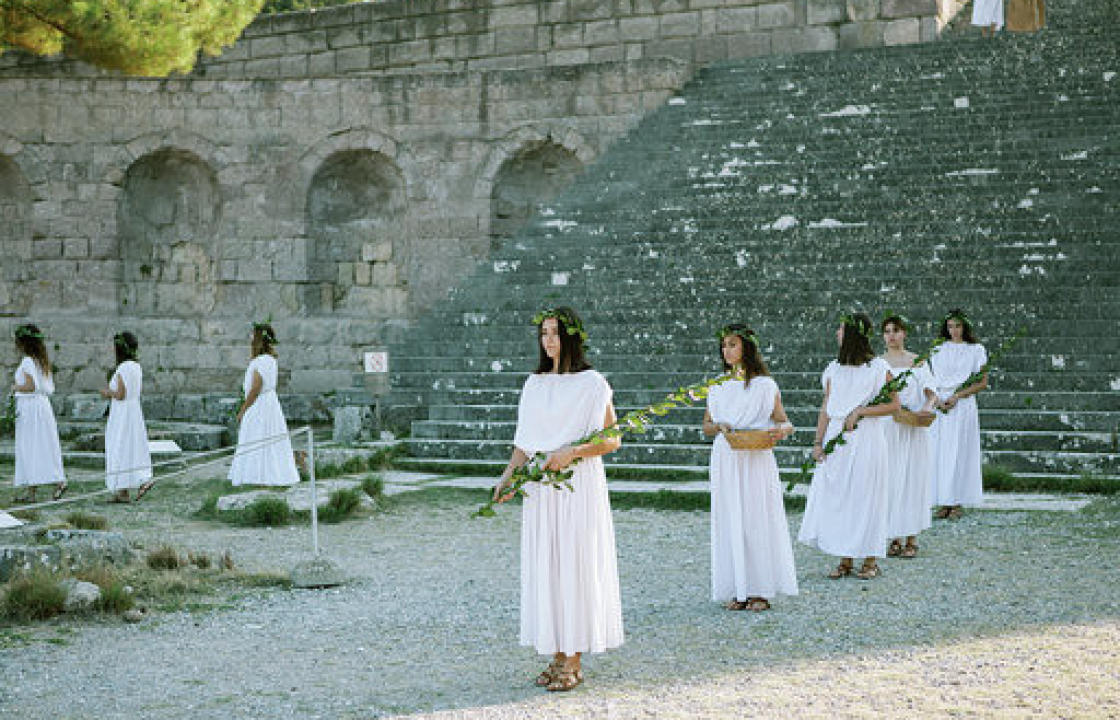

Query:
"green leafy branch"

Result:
[[787, 338, 945, 492], [0, 395, 16, 437], [937, 326, 1027, 414], [473, 373, 734, 518]]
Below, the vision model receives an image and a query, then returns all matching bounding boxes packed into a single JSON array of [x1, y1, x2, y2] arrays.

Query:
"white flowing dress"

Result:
[[13, 357, 65, 488], [798, 359, 891, 559], [884, 361, 936, 538], [708, 376, 798, 603], [514, 370, 624, 656], [928, 342, 988, 507], [105, 360, 152, 492], [972, 0, 1004, 28], [228, 354, 300, 487]]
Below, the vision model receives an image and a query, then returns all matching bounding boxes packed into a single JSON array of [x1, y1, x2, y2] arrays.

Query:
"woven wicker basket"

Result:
[[893, 408, 936, 428], [724, 429, 776, 450]]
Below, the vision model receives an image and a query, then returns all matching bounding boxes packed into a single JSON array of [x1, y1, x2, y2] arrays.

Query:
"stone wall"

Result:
[[0, 60, 684, 403], [0, 0, 946, 415], [0, 0, 943, 80]]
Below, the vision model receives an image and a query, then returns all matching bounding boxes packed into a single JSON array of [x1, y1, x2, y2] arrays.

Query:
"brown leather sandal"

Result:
[[857, 561, 880, 579], [546, 667, 583, 692], [725, 599, 749, 611], [535, 658, 563, 687], [887, 539, 903, 557], [947, 506, 963, 520], [934, 506, 952, 519], [901, 543, 918, 558], [747, 597, 771, 612], [828, 562, 854, 579]]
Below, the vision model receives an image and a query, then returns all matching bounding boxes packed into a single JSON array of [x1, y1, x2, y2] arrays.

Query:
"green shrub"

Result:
[[982, 464, 1017, 491], [244, 497, 291, 526], [147, 545, 182, 571], [2, 571, 66, 621], [65, 512, 109, 531], [340, 456, 367, 474], [361, 474, 384, 501], [318, 487, 362, 523]]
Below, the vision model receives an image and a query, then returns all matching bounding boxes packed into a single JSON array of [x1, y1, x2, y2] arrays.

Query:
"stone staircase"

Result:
[[384, 20, 1120, 486]]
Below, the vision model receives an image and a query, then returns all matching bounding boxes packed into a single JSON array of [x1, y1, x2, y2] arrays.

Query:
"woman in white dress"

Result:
[[928, 309, 989, 520], [101, 331, 153, 503], [703, 324, 796, 612], [10, 324, 66, 503], [972, 0, 1004, 36], [798, 312, 899, 580], [880, 315, 937, 558], [493, 307, 623, 693], [228, 323, 300, 488]]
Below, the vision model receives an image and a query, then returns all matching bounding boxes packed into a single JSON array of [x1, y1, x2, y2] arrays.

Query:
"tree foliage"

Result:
[[0, 0, 267, 76]]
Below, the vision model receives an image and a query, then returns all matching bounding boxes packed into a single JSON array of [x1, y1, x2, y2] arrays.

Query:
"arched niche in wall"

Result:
[[0, 154, 34, 314], [305, 149, 407, 317], [117, 149, 221, 316], [490, 140, 583, 250]]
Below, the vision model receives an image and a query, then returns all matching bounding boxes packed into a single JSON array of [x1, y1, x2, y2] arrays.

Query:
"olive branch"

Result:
[[473, 373, 734, 518], [936, 326, 1027, 414], [786, 338, 946, 492]]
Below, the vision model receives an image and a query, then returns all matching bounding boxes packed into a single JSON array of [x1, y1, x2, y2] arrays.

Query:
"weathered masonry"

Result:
[[0, 0, 945, 413]]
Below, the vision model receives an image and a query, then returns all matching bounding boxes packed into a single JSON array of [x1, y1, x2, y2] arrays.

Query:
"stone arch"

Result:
[[475, 125, 594, 248], [304, 147, 408, 316], [0, 152, 34, 313], [117, 148, 222, 316]]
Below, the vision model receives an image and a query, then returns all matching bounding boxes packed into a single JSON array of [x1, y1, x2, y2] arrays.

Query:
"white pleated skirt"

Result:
[[884, 420, 933, 538], [520, 456, 623, 655], [929, 395, 984, 507], [710, 437, 798, 602], [13, 394, 65, 488], [798, 417, 890, 559], [105, 400, 152, 491], [228, 391, 300, 487]]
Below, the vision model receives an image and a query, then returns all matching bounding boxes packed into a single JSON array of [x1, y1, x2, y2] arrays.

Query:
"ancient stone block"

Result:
[[489, 4, 539, 28], [846, 0, 880, 21], [727, 31, 773, 57], [808, 0, 847, 24], [659, 12, 701, 37], [881, 0, 936, 17], [772, 26, 839, 52], [585, 19, 621, 45], [758, 2, 797, 27], [495, 27, 540, 54], [884, 17, 921, 44], [838, 19, 885, 46], [718, 6, 759, 33]]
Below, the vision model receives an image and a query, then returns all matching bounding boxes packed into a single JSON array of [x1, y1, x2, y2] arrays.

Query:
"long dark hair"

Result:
[[838, 312, 875, 366], [938, 308, 979, 343], [251, 323, 278, 358], [14, 324, 50, 376], [534, 306, 592, 375], [718, 323, 769, 382], [114, 331, 139, 365]]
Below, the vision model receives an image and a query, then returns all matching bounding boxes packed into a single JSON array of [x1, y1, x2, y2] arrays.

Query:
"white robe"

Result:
[[972, 0, 1004, 28], [707, 376, 798, 602], [514, 370, 623, 656], [13, 357, 65, 488], [228, 355, 300, 487], [105, 360, 152, 492], [884, 361, 936, 538], [798, 359, 891, 559], [928, 342, 988, 507]]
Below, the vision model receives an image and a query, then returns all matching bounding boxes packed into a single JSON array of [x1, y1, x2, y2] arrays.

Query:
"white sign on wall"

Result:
[[364, 351, 389, 373]]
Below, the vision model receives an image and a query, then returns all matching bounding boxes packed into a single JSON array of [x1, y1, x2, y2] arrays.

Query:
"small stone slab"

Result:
[[215, 480, 376, 514], [0, 511, 23, 529], [60, 578, 101, 612], [290, 556, 346, 589]]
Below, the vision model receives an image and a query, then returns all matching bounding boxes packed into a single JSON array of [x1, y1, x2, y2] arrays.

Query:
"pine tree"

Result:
[[0, 0, 267, 76]]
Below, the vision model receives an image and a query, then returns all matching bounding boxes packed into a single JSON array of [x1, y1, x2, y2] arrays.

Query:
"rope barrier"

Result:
[[4, 426, 313, 514]]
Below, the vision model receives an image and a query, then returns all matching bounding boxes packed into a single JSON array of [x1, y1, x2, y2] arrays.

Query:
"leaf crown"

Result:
[[716, 325, 761, 349], [252, 321, 278, 346], [532, 308, 588, 345], [14, 326, 44, 341], [113, 333, 139, 360], [943, 309, 972, 327], [838, 312, 874, 339], [880, 309, 911, 333]]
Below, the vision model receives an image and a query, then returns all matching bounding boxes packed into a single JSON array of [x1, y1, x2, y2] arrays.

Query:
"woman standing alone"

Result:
[[494, 307, 623, 692]]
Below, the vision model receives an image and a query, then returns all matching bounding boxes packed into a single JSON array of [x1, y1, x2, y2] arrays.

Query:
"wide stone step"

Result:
[[403, 438, 1119, 476], [424, 404, 1120, 432]]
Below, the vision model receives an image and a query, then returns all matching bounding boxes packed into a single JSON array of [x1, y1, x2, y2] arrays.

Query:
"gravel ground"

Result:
[[1, 476, 1118, 719]]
